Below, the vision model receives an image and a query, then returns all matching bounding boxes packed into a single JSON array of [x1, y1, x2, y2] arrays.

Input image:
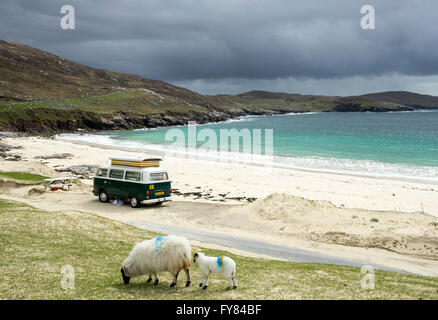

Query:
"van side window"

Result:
[[109, 169, 125, 179], [150, 172, 168, 182], [96, 168, 108, 177], [125, 171, 141, 182]]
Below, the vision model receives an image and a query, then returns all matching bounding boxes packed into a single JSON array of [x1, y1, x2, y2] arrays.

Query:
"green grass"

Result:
[[0, 89, 207, 115], [0, 89, 212, 129], [0, 198, 437, 300], [0, 88, 341, 131], [0, 171, 49, 183], [0, 87, 414, 132]]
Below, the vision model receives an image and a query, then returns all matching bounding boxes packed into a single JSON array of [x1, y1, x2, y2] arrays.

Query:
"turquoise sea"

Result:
[[60, 111, 438, 181]]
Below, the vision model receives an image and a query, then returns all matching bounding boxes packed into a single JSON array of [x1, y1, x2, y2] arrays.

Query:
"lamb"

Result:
[[193, 252, 237, 290], [121, 235, 191, 287]]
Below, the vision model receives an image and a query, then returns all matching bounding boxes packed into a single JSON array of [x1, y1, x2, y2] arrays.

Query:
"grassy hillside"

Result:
[[0, 40, 205, 104], [0, 198, 437, 299], [1, 40, 438, 133]]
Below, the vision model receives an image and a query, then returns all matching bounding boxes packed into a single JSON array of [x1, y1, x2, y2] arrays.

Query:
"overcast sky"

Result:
[[1, 0, 438, 96]]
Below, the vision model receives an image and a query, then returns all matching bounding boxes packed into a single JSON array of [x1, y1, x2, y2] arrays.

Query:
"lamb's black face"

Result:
[[193, 253, 199, 263]]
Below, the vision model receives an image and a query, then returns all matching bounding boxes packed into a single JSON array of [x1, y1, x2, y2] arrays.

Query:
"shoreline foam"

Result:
[[57, 133, 438, 185]]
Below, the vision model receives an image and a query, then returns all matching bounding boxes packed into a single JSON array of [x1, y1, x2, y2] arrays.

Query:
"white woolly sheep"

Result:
[[121, 235, 191, 287], [193, 252, 237, 290]]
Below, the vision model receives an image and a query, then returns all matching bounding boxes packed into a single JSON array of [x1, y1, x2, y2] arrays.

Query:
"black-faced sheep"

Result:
[[193, 252, 237, 290], [121, 235, 191, 287]]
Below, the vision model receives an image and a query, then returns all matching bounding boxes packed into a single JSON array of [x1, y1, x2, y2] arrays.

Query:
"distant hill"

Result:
[[360, 91, 438, 108], [0, 40, 437, 133], [237, 90, 438, 112]]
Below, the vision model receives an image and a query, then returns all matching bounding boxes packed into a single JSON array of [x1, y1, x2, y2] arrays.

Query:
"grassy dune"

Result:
[[0, 171, 49, 183], [0, 198, 437, 300]]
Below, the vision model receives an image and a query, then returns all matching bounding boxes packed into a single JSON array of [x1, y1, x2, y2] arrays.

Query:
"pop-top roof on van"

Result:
[[109, 156, 162, 168]]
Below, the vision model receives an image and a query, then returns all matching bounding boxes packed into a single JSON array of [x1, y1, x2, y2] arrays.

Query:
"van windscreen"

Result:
[[150, 172, 168, 182], [96, 168, 108, 177]]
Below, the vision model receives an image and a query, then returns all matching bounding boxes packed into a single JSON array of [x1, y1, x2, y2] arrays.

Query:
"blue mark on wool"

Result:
[[154, 236, 166, 252], [217, 257, 222, 268]]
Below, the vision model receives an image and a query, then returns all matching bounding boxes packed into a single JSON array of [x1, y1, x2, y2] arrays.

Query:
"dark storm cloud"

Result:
[[1, 0, 438, 94]]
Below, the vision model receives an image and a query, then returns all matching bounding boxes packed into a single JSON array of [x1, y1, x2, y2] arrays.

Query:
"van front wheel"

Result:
[[130, 197, 140, 208], [99, 190, 108, 203]]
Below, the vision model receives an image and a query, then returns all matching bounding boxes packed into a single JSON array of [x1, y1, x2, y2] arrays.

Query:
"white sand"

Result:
[[1, 136, 438, 276], [4, 136, 438, 215]]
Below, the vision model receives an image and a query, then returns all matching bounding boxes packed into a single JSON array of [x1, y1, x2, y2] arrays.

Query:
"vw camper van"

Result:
[[93, 157, 172, 208]]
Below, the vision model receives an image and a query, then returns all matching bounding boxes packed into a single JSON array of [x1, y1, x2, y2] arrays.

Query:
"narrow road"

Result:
[[128, 220, 410, 275]]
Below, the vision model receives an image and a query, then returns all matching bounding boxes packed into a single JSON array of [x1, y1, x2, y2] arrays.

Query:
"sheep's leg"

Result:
[[232, 274, 237, 289], [170, 271, 179, 288], [185, 269, 191, 287], [146, 273, 152, 283], [153, 273, 159, 285], [199, 273, 206, 287], [202, 275, 209, 290], [227, 276, 233, 289]]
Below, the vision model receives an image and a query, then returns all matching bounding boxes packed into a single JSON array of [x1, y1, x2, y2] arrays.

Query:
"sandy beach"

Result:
[[1, 136, 438, 276]]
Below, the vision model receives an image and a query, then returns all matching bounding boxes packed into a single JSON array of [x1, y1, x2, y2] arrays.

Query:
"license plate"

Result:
[[155, 191, 164, 196]]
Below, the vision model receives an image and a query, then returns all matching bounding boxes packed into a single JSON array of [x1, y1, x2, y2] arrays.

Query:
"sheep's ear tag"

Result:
[[217, 256, 223, 268]]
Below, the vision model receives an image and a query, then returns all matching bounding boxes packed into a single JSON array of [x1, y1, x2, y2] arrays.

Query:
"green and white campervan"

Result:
[[93, 156, 172, 208]]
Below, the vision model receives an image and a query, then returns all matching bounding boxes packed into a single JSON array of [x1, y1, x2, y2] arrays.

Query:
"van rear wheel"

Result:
[[99, 190, 108, 203], [130, 197, 140, 208]]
